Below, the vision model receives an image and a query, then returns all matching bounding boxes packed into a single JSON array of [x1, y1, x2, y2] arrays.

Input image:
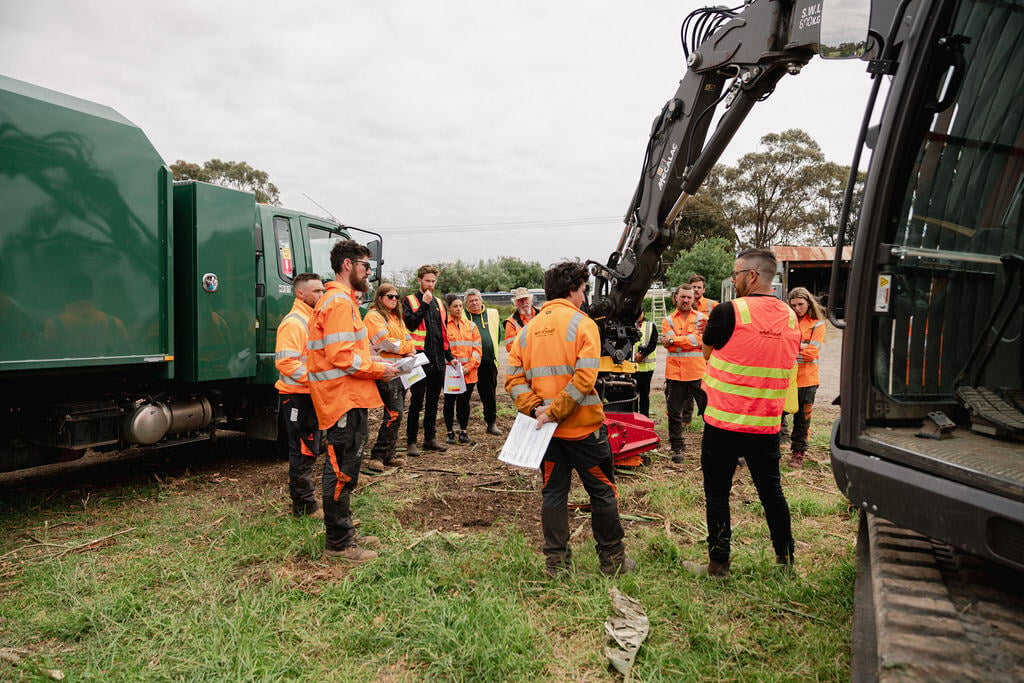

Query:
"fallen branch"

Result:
[[471, 480, 505, 488], [0, 542, 68, 560], [54, 528, 135, 558], [477, 487, 534, 494]]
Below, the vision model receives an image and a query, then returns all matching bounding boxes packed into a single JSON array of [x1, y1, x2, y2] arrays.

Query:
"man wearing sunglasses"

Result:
[[307, 240, 399, 562], [683, 249, 800, 580]]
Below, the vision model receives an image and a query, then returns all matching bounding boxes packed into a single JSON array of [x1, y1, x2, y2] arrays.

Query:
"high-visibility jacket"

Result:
[[696, 297, 718, 315], [306, 281, 385, 428], [468, 308, 501, 366], [795, 315, 826, 387], [363, 308, 414, 359], [662, 308, 705, 381], [634, 320, 657, 372], [702, 296, 800, 434], [274, 298, 314, 394], [504, 307, 538, 351], [505, 298, 603, 440], [446, 317, 482, 383], [404, 292, 449, 353]]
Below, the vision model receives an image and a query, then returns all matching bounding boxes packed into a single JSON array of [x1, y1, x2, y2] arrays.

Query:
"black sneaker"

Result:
[[458, 430, 470, 444], [446, 431, 457, 445]]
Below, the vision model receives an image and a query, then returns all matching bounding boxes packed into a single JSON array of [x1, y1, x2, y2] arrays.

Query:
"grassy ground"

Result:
[[0, 395, 855, 681]]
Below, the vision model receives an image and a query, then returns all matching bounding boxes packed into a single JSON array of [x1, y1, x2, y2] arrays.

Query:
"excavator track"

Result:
[[853, 514, 1024, 681]]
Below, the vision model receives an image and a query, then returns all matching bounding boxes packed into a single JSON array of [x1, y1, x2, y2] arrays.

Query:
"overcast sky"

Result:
[[2, 1, 873, 278]]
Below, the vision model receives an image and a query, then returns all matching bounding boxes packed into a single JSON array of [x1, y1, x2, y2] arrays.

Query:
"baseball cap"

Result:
[[512, 287, 531, 301]]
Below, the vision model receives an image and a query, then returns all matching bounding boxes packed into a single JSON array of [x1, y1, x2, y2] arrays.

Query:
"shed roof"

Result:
[[771, 246, 852, 263]]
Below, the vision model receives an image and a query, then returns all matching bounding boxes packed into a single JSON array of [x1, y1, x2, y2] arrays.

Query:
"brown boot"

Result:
[[354, 533, 381, 549], [789, 451, 805, 468], [422, 438, 448, 451], [682, 559, 731, 580], [486, 423, 502, 436], [385, 456, 406, 467], [365, 458, 386, 473], [598, 546, 637, 577], [323, 546, 378, 562], [405, 441, 421, 457]]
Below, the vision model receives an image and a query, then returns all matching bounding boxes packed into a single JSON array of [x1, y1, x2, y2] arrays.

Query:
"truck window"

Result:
[[308, 225, 342, 282], [274, 217, 295, 282], [877, 0, 1024, 402]]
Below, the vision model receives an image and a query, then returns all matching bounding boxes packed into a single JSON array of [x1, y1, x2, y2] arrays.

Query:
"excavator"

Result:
[[592, 0, 1024, 677]]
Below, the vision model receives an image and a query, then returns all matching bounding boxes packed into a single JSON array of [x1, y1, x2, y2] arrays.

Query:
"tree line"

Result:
[[173, 127, 861, 293]]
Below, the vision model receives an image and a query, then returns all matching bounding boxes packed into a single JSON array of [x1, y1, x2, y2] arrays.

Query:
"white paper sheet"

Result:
[[498, 412, 558, 469]]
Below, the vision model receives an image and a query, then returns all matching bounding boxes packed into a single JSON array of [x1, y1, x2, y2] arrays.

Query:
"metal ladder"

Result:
[[649, 288, 668, 327]]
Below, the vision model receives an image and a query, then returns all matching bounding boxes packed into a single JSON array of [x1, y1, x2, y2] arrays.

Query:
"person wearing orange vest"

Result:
[[363, 283, 415, 471], [503, 287, 539, 351], [403, 264, 454, 455], [676, 274, 718, 424], [683, 249, 801, 580], [785, 287, 827, 469], [442, 295, 482, 445], [307, 240, 398, 563], [662, 283, 706, 463], [506, 260, 635, 578], [275, 273, 325, 517]]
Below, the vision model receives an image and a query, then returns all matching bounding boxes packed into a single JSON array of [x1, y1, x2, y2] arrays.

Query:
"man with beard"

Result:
[[403, 264, 454, 454], [307, 240, 398, 562], [464, 288, 502, 435], [683, 249, 800, 579], [662, 283, 706, 463]]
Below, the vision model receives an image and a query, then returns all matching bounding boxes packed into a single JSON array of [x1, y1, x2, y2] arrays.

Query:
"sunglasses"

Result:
[[384, 294, 400, 300]]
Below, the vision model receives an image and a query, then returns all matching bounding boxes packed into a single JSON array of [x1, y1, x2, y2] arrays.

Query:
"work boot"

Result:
[[323, 546, 378, 563], [789, 450, 805, 469], [776, 551, 795, 575], [458, 430, 470, 444], [598, 548, 637, 577], [294, 505, 323, 520], [385, 456, 406, 468], [422, 438, 448, 451], [486, 423, 502, 436], [354, 533, 381, 549], [682, 559, 731, 580], [446, 431, 457, 445], [671, 449, 685, 464], [365, 458, 386, 473], [405, 441, 421, 457]]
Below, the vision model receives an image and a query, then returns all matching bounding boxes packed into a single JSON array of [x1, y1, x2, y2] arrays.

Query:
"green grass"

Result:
[[0, 410, 854, 681]]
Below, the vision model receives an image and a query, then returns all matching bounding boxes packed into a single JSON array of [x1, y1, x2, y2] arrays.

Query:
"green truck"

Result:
[[0, 74, 378, 472]]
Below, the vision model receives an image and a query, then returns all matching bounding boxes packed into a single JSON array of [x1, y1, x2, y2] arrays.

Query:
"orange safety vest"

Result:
[[796, 316, 826, 388], [405, 293, 449, 352], [505, 298, 603, 440], [696, 297, 718, 315], [363, 308, 414, 359], [274, 298, 315, 394], [306, 281, 385, 428], [446, 317, 482, 383], [701, 296, 800, 434], [503, 308, 537, 351], [662, 308, 705, 381]]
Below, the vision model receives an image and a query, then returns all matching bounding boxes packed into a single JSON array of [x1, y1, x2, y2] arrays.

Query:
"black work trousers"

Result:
[[407, 367, 444, 443], [280, 392, 320, 515], [665, 379, 703, 451], [475, 361, 498, 425], [323, 409, 368, 551], [635, 370, 654, 417], [790, 385, 817, 452], [443, 382, 476, 432], [700, 422, 794, 565], [370, 377, 405, 462], [540, 426, 625, 567]]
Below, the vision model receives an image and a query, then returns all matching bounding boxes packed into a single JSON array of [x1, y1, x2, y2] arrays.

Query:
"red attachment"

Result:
[[604, 411, 660, 467]]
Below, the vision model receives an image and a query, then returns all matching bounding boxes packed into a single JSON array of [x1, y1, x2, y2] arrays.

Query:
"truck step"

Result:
[[956, 386, 1024, 436]]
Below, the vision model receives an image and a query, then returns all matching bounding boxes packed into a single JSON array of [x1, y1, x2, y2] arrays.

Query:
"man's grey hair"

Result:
[[465, 288, 482, 298]]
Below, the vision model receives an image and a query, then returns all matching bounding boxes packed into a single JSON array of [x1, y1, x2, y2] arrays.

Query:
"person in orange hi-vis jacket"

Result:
[[275, 272, 325, 518], [661, 282, 707, 464], [443, 294, 482, 445], [307, 240, 398, 563], [505, 260, 635, 578], [783, 287, 827, 469], [362, 283, 416, 472], [682, 249, 801, 581]]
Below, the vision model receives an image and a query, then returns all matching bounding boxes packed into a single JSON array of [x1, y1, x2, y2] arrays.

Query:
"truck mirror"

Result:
[[819, 0, 870, 59]]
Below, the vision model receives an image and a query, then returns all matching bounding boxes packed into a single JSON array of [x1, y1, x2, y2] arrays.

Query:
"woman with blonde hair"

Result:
[[785, 287, 826, 468], [362, 283, 415, 470]]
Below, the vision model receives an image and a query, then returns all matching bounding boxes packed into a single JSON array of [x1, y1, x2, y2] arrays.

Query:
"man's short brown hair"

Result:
[[416, 264, 440, 279], [674, 283, 694, 297], [688, 274, 706, 285]]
